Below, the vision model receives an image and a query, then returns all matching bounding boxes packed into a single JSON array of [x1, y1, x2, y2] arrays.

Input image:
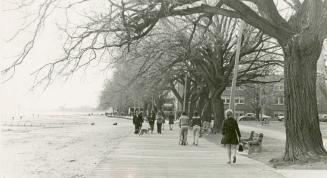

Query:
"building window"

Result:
[[222, 97, 230, 104], [222, 97, 245, 104], [274, 97, 284, 105], [235, 97, 245, 104], [235, 98, 239, 104], [239, 97, 245, 104]]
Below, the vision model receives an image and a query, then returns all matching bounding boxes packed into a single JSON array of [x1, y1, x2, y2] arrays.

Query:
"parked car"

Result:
[[277, 115, 285, 121], [259, 114, 271, 121], [238, 113, 257, 121], [319, 114, 327, 122]]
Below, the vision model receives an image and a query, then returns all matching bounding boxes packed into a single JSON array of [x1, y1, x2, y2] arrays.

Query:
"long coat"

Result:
[[133, 114, 138, 125], [148, 113, 155, 124], [221, 117, 241, 144]]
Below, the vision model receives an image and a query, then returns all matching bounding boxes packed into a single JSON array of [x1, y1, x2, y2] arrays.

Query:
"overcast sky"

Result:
[[0, 1, 113, 114], [0, 0, 324, 115]]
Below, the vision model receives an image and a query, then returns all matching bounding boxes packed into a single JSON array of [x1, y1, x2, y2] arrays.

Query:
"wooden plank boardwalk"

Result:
[[91, 125, 285, 178]]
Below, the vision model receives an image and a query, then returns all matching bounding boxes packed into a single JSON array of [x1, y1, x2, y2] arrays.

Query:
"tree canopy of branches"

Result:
[[96, 0, 327, 162], [4, 0, 327, 162]]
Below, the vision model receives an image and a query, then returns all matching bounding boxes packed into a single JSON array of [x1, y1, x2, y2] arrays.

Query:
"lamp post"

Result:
[[229, 20, 245, 118]]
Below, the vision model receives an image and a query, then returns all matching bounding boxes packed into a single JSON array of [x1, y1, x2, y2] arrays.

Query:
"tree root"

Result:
[[270, 156, 327, 168]]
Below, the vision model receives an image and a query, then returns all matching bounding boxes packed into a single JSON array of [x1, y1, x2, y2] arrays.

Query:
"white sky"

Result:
[[0, 1, 114, 114], [0, 0, 322, 114]]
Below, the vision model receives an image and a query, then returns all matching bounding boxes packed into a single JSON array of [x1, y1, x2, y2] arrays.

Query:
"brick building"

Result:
[[222, 75, 327, 119]]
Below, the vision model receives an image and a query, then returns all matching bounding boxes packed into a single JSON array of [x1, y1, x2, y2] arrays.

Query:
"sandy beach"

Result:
[[0, 114, 132, 178]]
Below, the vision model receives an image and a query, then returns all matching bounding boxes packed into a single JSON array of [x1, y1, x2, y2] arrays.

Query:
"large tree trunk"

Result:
[[211, 95, 224, 133], [282, 34, 327, 161]]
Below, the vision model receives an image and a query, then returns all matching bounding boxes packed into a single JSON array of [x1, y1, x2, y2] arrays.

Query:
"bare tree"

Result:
[[5, 0, 327, 161], [102, 0, 327, 162]]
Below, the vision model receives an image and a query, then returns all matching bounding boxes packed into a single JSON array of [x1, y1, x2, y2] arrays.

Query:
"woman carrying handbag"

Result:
[[221, 109, 242, 164]]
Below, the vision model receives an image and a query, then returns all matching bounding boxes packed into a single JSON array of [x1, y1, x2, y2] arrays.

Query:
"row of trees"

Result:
[[99, 14, 281, 130], [4, 0, 327, 163]]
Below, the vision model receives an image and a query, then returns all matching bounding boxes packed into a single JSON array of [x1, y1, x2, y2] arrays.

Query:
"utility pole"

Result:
[[183, 73, 188, 113], [229, 20, 245, 118]]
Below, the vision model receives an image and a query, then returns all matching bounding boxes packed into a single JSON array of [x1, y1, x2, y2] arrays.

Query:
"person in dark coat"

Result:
[[148, 111, 156, 133], [156, 112, 164, 134], [221, 109, 241, 164], [168, 112, 174, 131], [191, 112, 202, 146], [137, 112, 144, 132], [133, 112, 139, 134]]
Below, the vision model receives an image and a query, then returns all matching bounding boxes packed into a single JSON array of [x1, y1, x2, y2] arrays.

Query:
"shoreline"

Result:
[[0, 115, 132, 178]]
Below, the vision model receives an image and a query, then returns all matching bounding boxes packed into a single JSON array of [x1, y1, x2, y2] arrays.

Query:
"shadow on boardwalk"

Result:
[[90, 124, 284, 178]]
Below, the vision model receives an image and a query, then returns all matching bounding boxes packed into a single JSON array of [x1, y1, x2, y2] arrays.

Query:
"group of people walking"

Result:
[[179, 109, 242, 163], [178, 112, 202, 146], [132, 109, 242, 164], [132, 111, 175, 134]]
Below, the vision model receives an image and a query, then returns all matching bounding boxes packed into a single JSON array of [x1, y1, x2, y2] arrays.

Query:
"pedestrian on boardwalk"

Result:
[[191, 112, 202, 146], [179, 112, 190, 145], [162, 114, 166, 131], [137, 112, 144, 132], [221, 109, 241, 164], [156, 112, 164, 134], [148, 111, 156, 133], [133, 112, 139, 134], [168, 112, 174, 131]]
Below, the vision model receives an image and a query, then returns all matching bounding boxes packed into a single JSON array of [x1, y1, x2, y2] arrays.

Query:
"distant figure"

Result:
[[168, 112, 174, 130], [179, 112, 190, 145], [156, 112, 164, 134], [191, 112, 202, 146], [133, 112, 139, 134], [162, 114, 166, 131], [113, 122, 117, 125], [221, 109, 241, 164], [148, 111, 156, 133], [137, 112, 144, 132]]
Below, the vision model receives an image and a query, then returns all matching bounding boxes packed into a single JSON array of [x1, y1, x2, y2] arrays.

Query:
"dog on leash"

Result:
[[139, 128, 151, 136]]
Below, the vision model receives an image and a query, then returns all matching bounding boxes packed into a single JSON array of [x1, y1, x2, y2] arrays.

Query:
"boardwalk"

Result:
[[91, 125, 285, 178]]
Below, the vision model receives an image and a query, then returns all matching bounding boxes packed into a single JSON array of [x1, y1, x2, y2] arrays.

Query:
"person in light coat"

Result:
[[179, 112, 190, 145]]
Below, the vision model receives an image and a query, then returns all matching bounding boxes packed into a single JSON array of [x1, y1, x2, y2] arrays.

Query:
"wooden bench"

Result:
[[241, 131, 264, 154]]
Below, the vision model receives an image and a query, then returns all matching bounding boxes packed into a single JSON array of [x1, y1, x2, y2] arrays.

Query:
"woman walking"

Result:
[[156, 112, 164, 134], [162, 115, 166, 131], [191, 112, 202, 146], [133, 112, 139, 134], [221, 109, 241, 164], [148, 111, 156, 133]]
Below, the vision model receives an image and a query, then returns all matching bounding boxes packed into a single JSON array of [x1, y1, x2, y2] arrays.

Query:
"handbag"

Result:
[[238, 144, 244, 152]]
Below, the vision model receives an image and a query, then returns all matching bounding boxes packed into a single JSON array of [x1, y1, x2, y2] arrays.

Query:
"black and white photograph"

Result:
[[1, 0, 327, 177]]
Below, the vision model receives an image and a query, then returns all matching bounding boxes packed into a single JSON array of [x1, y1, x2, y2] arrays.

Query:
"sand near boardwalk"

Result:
[[0, 114, 132, 178]]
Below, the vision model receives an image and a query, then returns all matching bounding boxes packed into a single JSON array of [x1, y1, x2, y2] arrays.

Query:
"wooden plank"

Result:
[[91, 127, 285, 178]]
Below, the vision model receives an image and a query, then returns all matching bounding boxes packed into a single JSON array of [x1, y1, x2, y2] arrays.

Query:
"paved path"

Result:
[[90, 125, 285, 178]]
